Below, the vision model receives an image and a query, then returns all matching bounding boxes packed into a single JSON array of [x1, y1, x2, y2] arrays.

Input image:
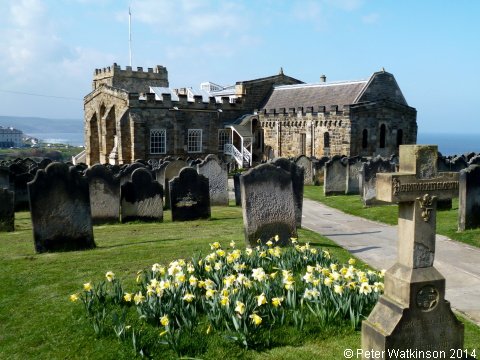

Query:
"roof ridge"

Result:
[[273, 79, 369, 90]]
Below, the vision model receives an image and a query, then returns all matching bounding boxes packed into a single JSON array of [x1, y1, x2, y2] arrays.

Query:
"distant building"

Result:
[[0, 126, 23, 148], [84, 63, 417, 166]]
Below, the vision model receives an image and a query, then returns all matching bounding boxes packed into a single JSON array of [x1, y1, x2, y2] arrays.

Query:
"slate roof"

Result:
[[261, 79, 369, 111]]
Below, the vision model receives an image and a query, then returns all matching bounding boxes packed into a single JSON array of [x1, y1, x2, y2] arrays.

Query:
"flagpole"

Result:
[[128, 6, 132, 67]]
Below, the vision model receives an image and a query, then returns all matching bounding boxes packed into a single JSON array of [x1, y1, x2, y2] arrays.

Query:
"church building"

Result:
[[84, 63, 417, 166]]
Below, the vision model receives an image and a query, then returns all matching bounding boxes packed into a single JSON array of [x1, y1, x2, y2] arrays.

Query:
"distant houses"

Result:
[[0, 126, 23, 148]]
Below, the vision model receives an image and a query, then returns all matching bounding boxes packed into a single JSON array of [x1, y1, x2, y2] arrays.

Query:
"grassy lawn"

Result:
[[304, 185, 480, 248], [1, 206, 478, 359]]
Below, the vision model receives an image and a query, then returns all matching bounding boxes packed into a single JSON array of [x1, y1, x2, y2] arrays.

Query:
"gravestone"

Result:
[[233, 173, 242, 206], [313, 156, 329, 185], [119, 162, 147, 186], [361, 156, 396, 206], [240, 164, 297, 246], [154, 161, 170, 188], [164, 160, 187, 209], [9, 163, 34, 211], [272, 158, 304, 228], [197, 155, 229, 206], [362, 145, 463, 358], [0, 188, 14, 232], [169, 167, 211, 221], [120, 168, 163, 223], [295, 155, 314, 185], [345, 156, 366, 195], [323, 155, 347, 195], [28, 162, 95, 253], [85, 164, 121, 224], [458, 165, 480, 231], [0, 166, 10, 189]]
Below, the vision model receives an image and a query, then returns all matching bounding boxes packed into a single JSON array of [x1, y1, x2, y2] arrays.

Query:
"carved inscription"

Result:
[[393, 180, 459, 195]]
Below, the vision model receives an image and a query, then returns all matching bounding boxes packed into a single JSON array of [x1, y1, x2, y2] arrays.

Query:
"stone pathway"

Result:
[[302, 198, 480, 326]]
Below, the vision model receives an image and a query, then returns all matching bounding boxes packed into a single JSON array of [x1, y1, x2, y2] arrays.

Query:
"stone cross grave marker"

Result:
[[362, 145, 463, 358]]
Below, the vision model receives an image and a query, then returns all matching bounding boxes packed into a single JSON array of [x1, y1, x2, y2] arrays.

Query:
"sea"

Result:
[[31, 132, 479, 156]]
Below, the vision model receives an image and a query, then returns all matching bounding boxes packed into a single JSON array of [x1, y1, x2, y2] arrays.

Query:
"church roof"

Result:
[[261, 79, 369, 111]]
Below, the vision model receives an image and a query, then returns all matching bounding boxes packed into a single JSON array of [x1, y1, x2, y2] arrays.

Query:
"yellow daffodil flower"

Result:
[[83, 282, 92, 292], [124, 293, 133, 302], [69, 293, 79, 302], [160, 315, 169, 326], [271, 297, 284, 307], [249, 313, 262, 326], [105, 271, 115, 282]]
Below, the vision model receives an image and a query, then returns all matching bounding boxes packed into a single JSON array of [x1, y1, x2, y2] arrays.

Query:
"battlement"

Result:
[[260, 104, 351, 117], [126, 91, 244, 111], [92, 63, 169, 93]]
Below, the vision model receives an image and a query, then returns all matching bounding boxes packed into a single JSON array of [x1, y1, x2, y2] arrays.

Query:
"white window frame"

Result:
[[187, 129, 203, 153], [217, 129, 231, 152], [150, 129, 166, 154]]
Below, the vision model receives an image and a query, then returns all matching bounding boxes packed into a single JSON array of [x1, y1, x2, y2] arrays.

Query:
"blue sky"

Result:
[[0, 0, 479, 134]]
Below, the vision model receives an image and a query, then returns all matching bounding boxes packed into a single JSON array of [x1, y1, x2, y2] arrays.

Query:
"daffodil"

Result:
[[134, 291, 145, 304], [189, 275, 198, 287], [220, 295, 229, 306], [183, 293, 195, 302], [271, 297, 284, 307], [245, 247, 253, 256], [235, 301, 246, 315], [252, 267, 267, 282], [249, 313, 262, 326], [124, 293, 133, 302], [229, 240, 236, 248], [348, 258, 356, 265], [324, 277, 333, 287], [274, 235, 280, 242], [205, 289, 216, 299], [334, 284, 344, 295], [359, 282, 372, 295], [210, 242, 221, 250], [69, 293, 79, 302], [105, 271, 115, 282], [266, 240, 273, 247], [256, 292, 267, 306], [160, 315, 169, 326], [83, 282, 92, 292]]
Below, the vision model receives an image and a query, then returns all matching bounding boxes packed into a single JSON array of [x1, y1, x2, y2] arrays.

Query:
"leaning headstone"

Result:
[[323, 155, 347, 195], [361, 156, 396, 206], [120, 168, 163, 223], [85, 164, 121, 224], [362, 145, 463, 357], [169, 167, 211, 221], [233, 173, 242, 206], [164, 160, 187, 209], [0, 188, 14, 232], [272, 158, 304, 228], [240, 164, 297, 246], [458, 164, 480, 231], [295, 155, 314, 185], [345, 156, 365, 195], [197, 155, 229, 206], [28, 162, 95, 253]]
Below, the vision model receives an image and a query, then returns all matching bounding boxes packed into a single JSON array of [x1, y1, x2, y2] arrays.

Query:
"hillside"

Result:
[[0, 115, 83, 135]]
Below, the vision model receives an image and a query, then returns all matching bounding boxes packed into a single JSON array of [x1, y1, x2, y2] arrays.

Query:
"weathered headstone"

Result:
[[85, 164, 121, 224], [169, 167, 211, 221], [9, 163, 34, 211], [345, 156, 366, 195], [0, 166, 10, 190], [164, 160, 188, 209], [233, 173, 242, 206], [197, 155, 229, 206], [458, 164, 480, 231], [28, 162, 95, 253], [323, 155, 347, 195], [0, 188, 14, 232], [272, 158, 304, 228], [361, 156, 396, 205], [120, 168, 163, 223], [295, 155, 314, 185], [362, 145, 463, 358], [240, 164, 297, 246], [313, 156, 329, 185]]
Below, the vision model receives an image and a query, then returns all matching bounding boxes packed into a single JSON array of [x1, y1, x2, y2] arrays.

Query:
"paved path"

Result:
[[302, 198, 480, 326]]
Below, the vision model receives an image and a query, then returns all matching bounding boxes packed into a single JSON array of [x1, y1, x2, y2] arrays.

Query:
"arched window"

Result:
[[379, 124, 386, 148], [324, 132, 330, 148], [362, 129, 368, 149], [396, 129, 403, 147]]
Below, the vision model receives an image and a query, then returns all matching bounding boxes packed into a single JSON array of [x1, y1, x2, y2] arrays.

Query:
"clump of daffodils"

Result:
[[70, 238, 384, 351]]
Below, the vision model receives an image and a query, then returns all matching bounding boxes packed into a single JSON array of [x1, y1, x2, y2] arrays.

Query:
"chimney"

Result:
[[320, 74, 327, 83]]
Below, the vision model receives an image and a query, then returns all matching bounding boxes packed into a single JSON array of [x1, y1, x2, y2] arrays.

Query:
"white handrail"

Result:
[[224, 143, 244, 167]]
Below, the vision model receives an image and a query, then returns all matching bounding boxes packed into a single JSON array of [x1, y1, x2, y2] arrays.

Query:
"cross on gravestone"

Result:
[[362, 145, 464, 358]]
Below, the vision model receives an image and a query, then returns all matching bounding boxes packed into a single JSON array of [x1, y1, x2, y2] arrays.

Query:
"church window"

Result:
[[397, 129, 403, 146], [300, 133, 306, 155], [362, 129, 368, 149], [150, 129, 166, 154], [379, 124, 386, 148], [218, 129, 231, 152], [324, 132, 330, 148], [188, 129, 202, 153]]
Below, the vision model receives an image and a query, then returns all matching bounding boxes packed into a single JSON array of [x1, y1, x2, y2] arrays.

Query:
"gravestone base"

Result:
[[362, 264, 464, 359]]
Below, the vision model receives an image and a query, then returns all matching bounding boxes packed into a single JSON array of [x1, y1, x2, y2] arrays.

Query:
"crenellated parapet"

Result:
[[126, 92, 244, 111], [92, 63, 169, 93], [259, 104, 351, 118]]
